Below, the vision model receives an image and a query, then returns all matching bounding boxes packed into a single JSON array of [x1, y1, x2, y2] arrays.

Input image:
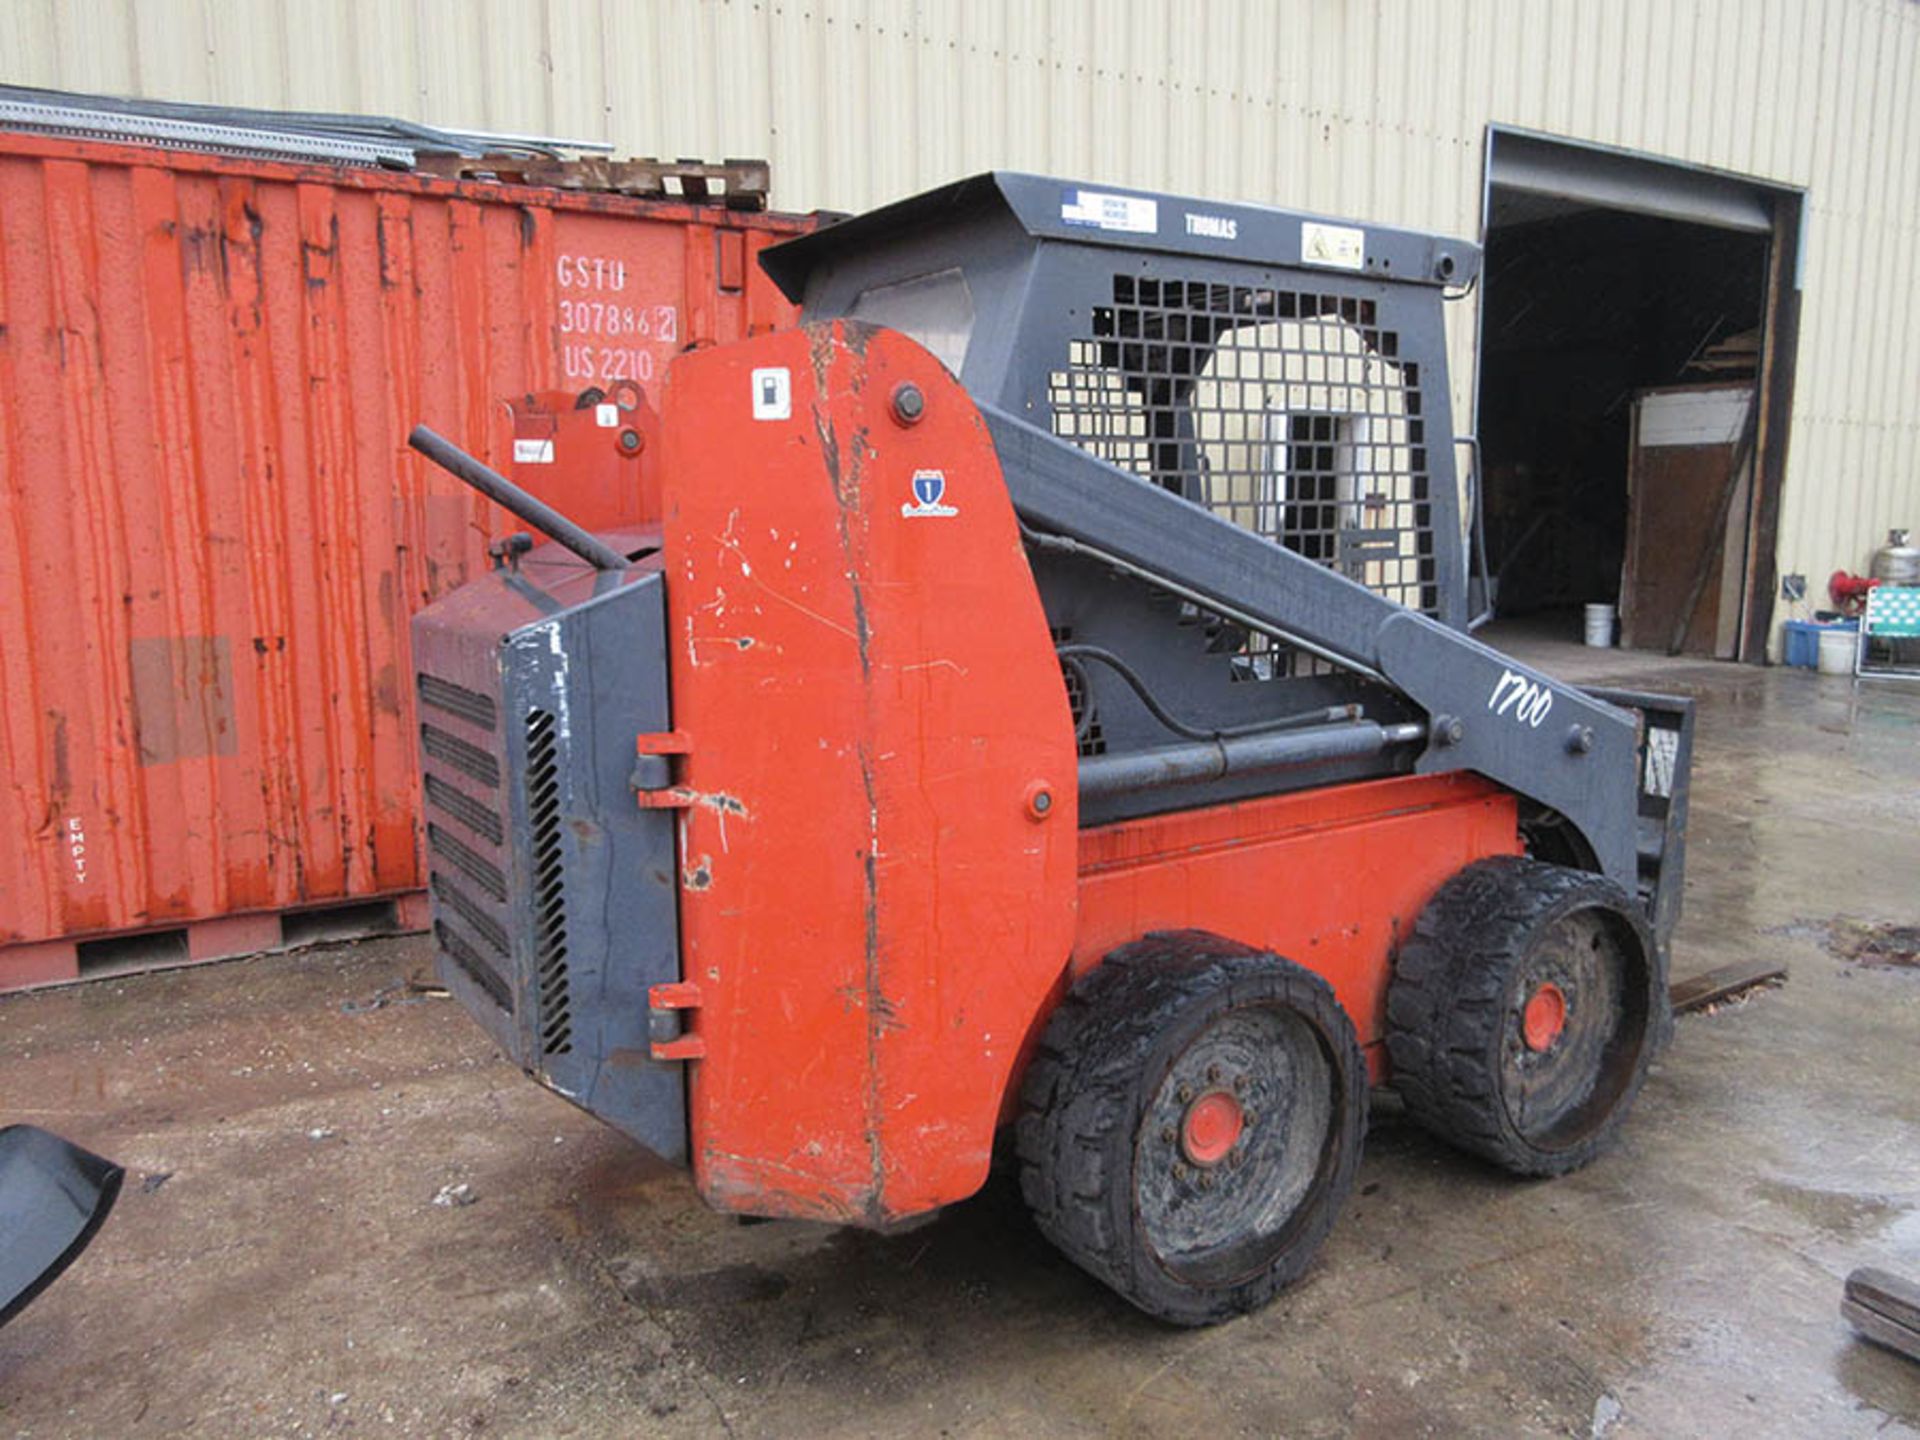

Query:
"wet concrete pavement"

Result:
[[3, 647, 1919, 1437]]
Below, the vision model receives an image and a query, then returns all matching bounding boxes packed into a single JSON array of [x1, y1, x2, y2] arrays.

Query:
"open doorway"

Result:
[[1474, 131, 1800, 660]]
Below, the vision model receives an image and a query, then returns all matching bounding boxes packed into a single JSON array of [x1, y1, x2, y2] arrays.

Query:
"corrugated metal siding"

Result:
[[5, 0, 1918, 644], [0, 133, 805, 972]]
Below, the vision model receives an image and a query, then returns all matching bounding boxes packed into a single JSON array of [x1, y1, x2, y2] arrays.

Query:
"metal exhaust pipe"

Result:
[[408, 425, 630, 572]]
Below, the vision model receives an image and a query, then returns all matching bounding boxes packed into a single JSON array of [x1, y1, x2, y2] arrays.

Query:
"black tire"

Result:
[[1016, 931, 1366, 1327], [1386, 856, 1664, 1177]]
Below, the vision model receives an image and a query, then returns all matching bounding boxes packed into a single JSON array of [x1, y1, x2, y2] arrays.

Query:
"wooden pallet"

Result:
[[411, 153, 771, 209]]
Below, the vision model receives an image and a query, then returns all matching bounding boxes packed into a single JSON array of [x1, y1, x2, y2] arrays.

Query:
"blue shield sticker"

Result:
[[902, 468, 957, 518]]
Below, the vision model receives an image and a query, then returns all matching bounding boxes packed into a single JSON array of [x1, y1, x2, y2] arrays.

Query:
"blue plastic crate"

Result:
[[1782, 618, 1857, 669]]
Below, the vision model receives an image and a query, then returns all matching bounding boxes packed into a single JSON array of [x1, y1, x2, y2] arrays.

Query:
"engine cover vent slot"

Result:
[[417, 673, 498, 731], [429, 873, 510, 958], [421, 723, 501, 788], [426, 822, 507, 902], [423, 774, 505, 846], [434, 920, 512, 1013], [525, 708, 573, 1056]]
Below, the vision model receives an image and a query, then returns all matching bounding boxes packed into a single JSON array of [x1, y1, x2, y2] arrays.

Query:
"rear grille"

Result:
[[427, 821, 507, 901], [430, 872, 511, 957], [423, 774, 505, 846], [525, 709, 573, 1055], [421, 723, 500, 786], [417, 673, 498, 730], [418, 663, 515, 1016], [435, 920, 512, 1011], [1047, 275, 1437, 619]]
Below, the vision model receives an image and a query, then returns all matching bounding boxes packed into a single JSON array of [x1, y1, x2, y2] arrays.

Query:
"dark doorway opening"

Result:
[[1474, 133, 1797, 660]]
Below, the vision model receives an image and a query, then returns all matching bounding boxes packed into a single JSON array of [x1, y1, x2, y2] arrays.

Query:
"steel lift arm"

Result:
[[982, 408, 1644, 891]]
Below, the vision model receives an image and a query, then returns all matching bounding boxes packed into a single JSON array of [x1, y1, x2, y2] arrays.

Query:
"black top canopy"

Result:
[[761, 172, 1480, 301]]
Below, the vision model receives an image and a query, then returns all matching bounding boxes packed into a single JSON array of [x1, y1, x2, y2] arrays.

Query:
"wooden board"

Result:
[[1619, 386, 1752, 656], [1668, 958, 1788, 1014], [1848, 1268, 1920, 1335], [1843, 1300, 1920, 1364]]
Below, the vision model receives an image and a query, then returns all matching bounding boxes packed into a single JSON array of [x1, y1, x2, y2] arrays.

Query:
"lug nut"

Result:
[[1198, 1172, 1215, 1191], [1232, 1074, 1248, 1094], [1176, 1084, 1193, 1104], [1171, 1162, 1188, 1181], [1206, 1064, 1221, 1084], [1161, 1125, 1177, 1144]]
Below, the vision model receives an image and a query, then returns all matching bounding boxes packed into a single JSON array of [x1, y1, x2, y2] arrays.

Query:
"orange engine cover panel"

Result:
[[660, 323, 1080, 1224]]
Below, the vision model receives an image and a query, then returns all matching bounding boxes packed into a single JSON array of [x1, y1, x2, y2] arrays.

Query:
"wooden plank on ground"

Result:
[[1843, 1300, 1920, 1364], [1849, 1268, 1920, 1335], [1668, 958, 1788, 1014]]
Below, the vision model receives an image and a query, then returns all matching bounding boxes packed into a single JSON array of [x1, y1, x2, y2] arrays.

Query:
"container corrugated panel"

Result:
[[0, 130, 808, 986]]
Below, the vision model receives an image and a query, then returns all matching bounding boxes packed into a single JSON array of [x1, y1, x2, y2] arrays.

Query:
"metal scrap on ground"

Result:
[[340, 976, 451, 1016], [1826, 919, 1920, 970]]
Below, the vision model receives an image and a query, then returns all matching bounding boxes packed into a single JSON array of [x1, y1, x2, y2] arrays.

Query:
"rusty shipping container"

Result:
[[0, 130, 811, 989]]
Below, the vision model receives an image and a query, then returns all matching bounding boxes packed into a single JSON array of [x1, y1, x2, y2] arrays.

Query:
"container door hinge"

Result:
[[632, 730, 692, 809], [648, 980, 704, 1061]]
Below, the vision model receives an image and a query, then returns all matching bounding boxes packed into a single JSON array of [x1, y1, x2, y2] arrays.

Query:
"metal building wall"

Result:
[[5, 0, 1918, 649]]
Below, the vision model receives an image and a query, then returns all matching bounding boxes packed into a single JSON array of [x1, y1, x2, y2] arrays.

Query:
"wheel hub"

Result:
[[1522, 981, 1568, 1052], [1180, 1089, 1245, 1166]]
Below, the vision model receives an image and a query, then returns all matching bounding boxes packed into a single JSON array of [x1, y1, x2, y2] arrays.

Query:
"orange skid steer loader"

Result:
[[408, 175, 1692, 1325]]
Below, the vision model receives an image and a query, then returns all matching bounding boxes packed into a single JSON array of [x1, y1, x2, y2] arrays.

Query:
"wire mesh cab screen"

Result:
[[1047, 275, 1437, 617]]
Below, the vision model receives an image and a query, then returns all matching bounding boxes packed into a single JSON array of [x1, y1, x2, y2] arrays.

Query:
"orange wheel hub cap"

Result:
[[1180, 1090, 1245, 1166], [1522, 982, 1568, 1052]]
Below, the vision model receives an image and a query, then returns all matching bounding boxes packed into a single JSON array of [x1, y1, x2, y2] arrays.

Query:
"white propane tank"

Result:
[[1872, 529, 1920, 585]]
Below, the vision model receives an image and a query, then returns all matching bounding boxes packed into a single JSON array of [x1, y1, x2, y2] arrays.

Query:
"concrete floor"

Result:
[[4, 642, 1919, 1438]]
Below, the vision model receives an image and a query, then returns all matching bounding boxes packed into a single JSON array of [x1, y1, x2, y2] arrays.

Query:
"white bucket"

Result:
[[1817, 627, 1856, 676], [1583, 603, 1616, 648]]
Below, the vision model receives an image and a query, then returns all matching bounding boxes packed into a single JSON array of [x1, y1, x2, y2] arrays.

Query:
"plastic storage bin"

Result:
[[1781, 618, 1859, 669]]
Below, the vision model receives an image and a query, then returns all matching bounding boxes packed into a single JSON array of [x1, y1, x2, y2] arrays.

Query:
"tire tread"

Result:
[[1385, 856, 1664, 1176], [1016, 931, 1365, 1326]]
